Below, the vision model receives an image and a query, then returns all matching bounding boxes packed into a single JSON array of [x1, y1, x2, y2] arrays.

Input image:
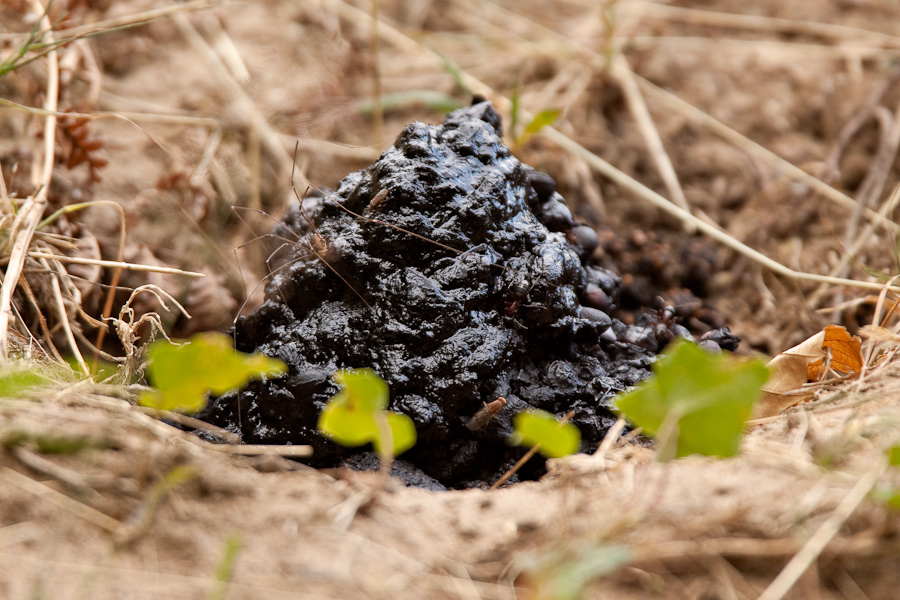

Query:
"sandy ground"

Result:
[[4, 0, 900, 597]]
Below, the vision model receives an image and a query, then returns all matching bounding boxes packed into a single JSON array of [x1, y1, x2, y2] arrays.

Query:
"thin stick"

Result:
[[611, 55, 693, 229], [594, 416, 627, 462], [0, 101, 218, 128], [491, 446, 540, 491], [19, 277, 64, 362], [11, 447, 92, 495], [756, 460, 885, 600], [625, 35, 898, 60], [631, 2, 900, 48], [0, 0, 59, 362], [135, 406, 241, 444], [43, 258, 89, 376], [199, 443, 314, 458], [93, 201, 128, 367], [25, 252, 205, 277]]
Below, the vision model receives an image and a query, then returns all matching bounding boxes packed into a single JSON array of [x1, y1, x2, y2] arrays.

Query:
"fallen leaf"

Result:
[[754, 325, 863, 418], [807, 325, 862, 380]]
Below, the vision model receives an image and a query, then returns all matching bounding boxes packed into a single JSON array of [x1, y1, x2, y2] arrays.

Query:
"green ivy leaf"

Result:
[[376, 411, 417, 457], [511, 409, 581, 458], [141, 332, 287, 414], [614, 339, 769, 461], [317, 369, 416, 458]]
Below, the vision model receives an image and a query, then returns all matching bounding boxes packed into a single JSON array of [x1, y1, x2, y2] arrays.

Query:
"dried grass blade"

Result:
[[756, 460, 885, 600], [327, 0, 900, 295], [26, 252, 205, 277], [611, 56, 693, 230], [0, 1, 59, 363]]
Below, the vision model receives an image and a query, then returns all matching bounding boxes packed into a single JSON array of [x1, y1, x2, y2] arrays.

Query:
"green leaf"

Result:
[[511, 409, 581, 458], [333, 368, 389, 413], [872, 484, 900, 510], [523, 109, 560, 137], [317, 368, 416, 458], [614, 339, 770, 461], [0, 369, 49, 397], [888, 445, 900, 466], [141, 332, 287, 414], [520, 544, 631, 600], [376, 411, 417, 456]]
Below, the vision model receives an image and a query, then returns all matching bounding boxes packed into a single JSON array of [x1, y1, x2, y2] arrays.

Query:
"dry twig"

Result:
[[0, 0, 59, 362]]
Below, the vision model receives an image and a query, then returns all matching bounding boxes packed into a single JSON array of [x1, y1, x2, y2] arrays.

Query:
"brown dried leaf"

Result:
[[754, 325, 864, 418], [754, 329, 825, 418], [807, 324, 862, 381], [753, 325, 863, 418]]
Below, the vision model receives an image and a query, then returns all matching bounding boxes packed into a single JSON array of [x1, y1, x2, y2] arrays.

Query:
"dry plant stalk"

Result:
[[326, 0, 900, 298], [170, 12, 308, 191], [0, 0, 59, 363], [632, 2, 900, 48], [610, 55, 692, 229], [756, 460, 885, 600]]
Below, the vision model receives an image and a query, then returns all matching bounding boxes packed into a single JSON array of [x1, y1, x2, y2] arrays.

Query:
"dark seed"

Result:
[[539, 193, 576, 231], [578, 306, 612, 330], [567, 225, 600, 258], [527, 170, 557, 202], [583, 284, 612, 312]]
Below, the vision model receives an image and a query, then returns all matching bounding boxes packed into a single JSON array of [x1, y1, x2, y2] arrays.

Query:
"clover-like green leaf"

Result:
[[511, 409, 581, 458], [141, 332, 287, 414], [613, 338, 770, 461], [317, 368, 416, 458]]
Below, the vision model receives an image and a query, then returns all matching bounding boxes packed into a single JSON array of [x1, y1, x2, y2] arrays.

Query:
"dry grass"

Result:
[[3, 0, 900, 597]]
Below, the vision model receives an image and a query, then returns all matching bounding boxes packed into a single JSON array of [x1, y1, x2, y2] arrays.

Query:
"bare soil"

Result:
[[3, 0, 900, 598]]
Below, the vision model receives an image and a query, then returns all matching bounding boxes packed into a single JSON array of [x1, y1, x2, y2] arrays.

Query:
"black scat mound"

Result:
[[205, 102, 659, 488]]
